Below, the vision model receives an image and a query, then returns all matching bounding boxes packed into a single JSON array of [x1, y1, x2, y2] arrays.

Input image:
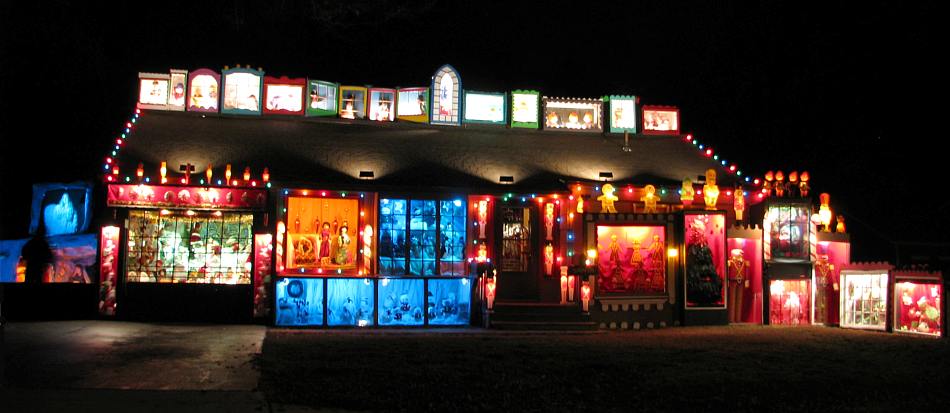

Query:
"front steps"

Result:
[[489, 302, 597, 331]]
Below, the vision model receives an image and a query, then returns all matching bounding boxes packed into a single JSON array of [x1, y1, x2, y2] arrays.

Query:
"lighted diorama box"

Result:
[[542, 97, 603, 132], [726, 226, 764, 324], [306, 80, 339, 117], [815, 232, 850, 325], [763, 201, 814, 326], [891, 270, 944, 338], [839, 263, 892, 331], [221, 67, 264, 115], [339, 86, 368, 120], [510, 90, 540, 129], [137, 70, 187, 111], [187, 68, 220, 113], [263, 76, 306, 116], [463, 91, 506, 125], [682, 212, 729, 325], [367, 88, 396, 122], [606, 95, 638, 133], [396, 87, 429, 123], [641, 105, 680, 135]]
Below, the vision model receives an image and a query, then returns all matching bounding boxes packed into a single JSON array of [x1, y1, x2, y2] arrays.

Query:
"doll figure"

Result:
[[442, 293, 457, 316], [630, 239, 646, 290], [335, 223, 351, 265], [608, 234, 622, 268], [546, 111, 560, 128], [319, 222, 331, 261], [567, 112, 579, 127], [733, 185, 746, 222], [544, 243, 555, 276], [597, 184, 619, 213], [647, 234, 665, 291], [727, 249, 749, 323], [341, 297, 356, 325], [477, 200, 488, 239], [545, 203, 555, 240], [703, 169, 720, 210], [427, 291, 437, 319], [681, 177, 695, 205], [582, 112, 593, 128], [836, 215, 846, 233], [358, 297, 372, 324], [641, 184, 659, 213], [774, 171, 786, 197], [763, 171, 774, 197]]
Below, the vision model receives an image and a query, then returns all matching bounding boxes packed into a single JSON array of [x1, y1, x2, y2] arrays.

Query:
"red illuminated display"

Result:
[[769, 279, 810, 325], [894, 281, 942, 337], [107, 184, 267, 210]]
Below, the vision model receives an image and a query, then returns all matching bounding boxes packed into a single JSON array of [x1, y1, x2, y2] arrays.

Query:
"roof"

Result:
[[119, 110, 739, 193]]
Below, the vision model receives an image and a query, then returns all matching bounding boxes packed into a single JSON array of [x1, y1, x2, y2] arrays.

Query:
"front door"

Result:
[[496, 205, 538, 300]]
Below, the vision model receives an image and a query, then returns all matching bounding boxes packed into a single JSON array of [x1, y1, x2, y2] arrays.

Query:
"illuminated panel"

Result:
[[45, 234, 97, 283], [463, 91, 506, 125], [284, 196, 360, 275], [263, 76, 305, 115], [839, 270, 888, 330], [339, 86, 367, 120], [726, 236, 764, 324], [222, 67, 264, 115], [607, 95, 638, 133], [769, 279, 811, 325], [306, 80, 339, 117], [894, 281, 943, 337], [764, 203, 811, 261], [684, 213, 726, 308], [641, 105, 680, 135], [106, 184, 267, 210], [137, 72, 170, 110], [253, 234, 273, 318], [430, 64, 462, 126], [542, 97, 603, 132], [168, 69, 187, 111], [275, 277, 325, 326], [595, 225, 666, 295], [396, 87, 428, 123], [427, 278, 472, 325], [327, 278, 375, 326], [368, 88, 396, 122], [31, 182, 93, 236], [510, 90, 540, 129], [187, 68, 220, 113], [99, 226, 120, 315], [377, 278, 424, 326]]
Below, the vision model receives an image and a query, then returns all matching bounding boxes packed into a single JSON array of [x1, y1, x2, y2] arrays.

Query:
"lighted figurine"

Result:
[[544, 243, 555, 276], [476, 243, 488, 263], [582, 112, 593, 128], [597, 184, 619, 213], [608, 234, 622, 268], [799, 171, 811, 197], [647, 234, 665, 291], [629, 239, 646, 291], [727, 249, 749, 323], [681, 177, 695, 205], [836, 215, 846, 233], [341, 94, 356, 119], [814, 254, 835, 323], [774, 171, 786, 197], [641, 184, 659, 213], [576, 196, 584, 214], [763, 171, 774, 197], [477, 200, 488, 239], [319, 222, 331, 261], [703, 169, 720, 210], [334, 222, 351, 265], [546, 111, 560, 128], [567, 112, 580, 128], [819, 193, 833, 232], [545, 203, 555, 240], [788, 171, 799, 198]]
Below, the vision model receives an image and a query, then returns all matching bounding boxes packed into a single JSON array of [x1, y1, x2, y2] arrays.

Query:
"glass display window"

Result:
[[463, 91, 506, 125], [641, 105, 680, 135], [378, 198, 466, 276], [368, 88, 396, 122], [396, 87, 429, 123], [607, 95, 638, 133], [275, 277, 325, 326], [685, 213, 726, 307], [378, 278, 424, 326], [839, 270, 888, 330], [894, 280, 943, 337], [137, 72, 170, 110], [427, 278, 472, 325], [769, 279, 811, 325], [595, 225, 666, 295], [126, 210, 253, 284], [727, 235, 764, 324], [284, 196, 360, 274], [765, 203, 811, 261], [339, 86, 367, 119], [221, 67, 264, 115], [327, 278, 375, 326], [306, 80, 339, 117]]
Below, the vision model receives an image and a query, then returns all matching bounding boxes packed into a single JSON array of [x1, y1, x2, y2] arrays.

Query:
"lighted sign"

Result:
[[263, 76, 305, 115], [306, 80, 338, 117], [510, 90, 540, 129], [187, 68, 220, 113], [339, 86, 367, 120], [542, 97, 603, 132], [168, 69, 187, 110], [368, 88, 396, 122], [106, 184, 267, 210], [463, 91, 506, 124], [642, 105, 680, 134], [137, 72, 170, 109], [396, 87, 428, 123], [608, 95, 638, 133], [430, 64, 462, 126], [222, 67, 264, 115]]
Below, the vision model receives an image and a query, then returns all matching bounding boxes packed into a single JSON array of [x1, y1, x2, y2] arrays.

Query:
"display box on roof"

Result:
[[306, 80, 339, 117], [168, 69, 188, 110], [368, 88, 396, 122], [222, 67, 264, 115], [396, 87, 428, 123], [339, 86, 367, 120], [187, 68, 220, 113], [463, 91, 506, 125], [106, 184, 267, 210], [542, 97, 603, 132], [430, 65, 462, 126], [510, 90, 540, 129], [263, 76, 306, 115], [642, 105, 680, 135], [137, 72, 170, 110], [607, 95, 638, 133]]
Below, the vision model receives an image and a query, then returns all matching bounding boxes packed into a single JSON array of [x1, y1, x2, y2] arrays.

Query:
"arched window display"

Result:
[[187, 68, 220, 113], [125, 210, 253, 284]]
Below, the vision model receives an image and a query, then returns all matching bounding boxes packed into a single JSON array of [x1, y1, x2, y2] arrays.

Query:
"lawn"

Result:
[[260, 326, 949, 412]]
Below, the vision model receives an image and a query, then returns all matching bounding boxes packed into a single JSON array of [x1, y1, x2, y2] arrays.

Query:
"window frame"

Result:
[[377, 196, 467, 276]]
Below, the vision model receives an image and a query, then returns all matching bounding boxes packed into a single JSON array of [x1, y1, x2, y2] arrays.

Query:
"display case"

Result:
[[641, 105, 679, 135], [137, 72, 171, 110], [430, 64, 462, 126], [727, 227, 764, 324], [187, 68, 220, 113], [542, 97, 603, 132], [510, 90, 539, 129], [378, 277, 425, 326], [769, 279, 811, 325], [594, 225, 667, 295], [263, 76, 306, 116], [368, 88, 396, 122], [684, 213, 726, 308], [892, 270, 943, 337], [378, 198, 467, 277], [396, 87, 429, 123], [839, 268, 888, 331], [339, 86, 367, 120], [306, 80, 339, 117], [327, 278, 375, 326], [281, 192, 366, 276], [463, 91, 506, 125], [813, 234, 850, 325], [275, 277, 324, 326], [607, 95, 638, 133], [221, 67, 264, 115], [764, 202, 811, 261]]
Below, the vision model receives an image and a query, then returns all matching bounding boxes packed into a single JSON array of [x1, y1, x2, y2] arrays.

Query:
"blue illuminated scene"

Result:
[[327, 278, 375, 326], [426, 278, 471, 325], [377, 277, 424, 326], [275, 277, 324, 326]]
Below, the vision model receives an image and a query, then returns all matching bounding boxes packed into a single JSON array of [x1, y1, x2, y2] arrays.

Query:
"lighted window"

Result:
[[894, 281, 943, 337], [126, 210, 253, 284], [840, 271, 888, 330], [595, 225, 667, 295], [765, 203, 811, 260], [378, 198, 466, 276], [284, 196, 360, 273]]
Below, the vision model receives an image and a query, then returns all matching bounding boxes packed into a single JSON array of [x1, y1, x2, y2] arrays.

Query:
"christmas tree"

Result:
[[686, 217, 723, 305]]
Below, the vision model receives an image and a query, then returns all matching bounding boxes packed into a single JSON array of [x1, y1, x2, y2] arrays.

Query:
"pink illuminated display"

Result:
[[726, 237, 763, 323], [595, 225, 666, 294], [99, 226, 120, 316], [769, 279, 811, 325], [684, 213, 725, 307], [814, 241, 850, 325], [106, 184, 267, 210], [894, 281, 942, 337], [253, 234, 273, 318]]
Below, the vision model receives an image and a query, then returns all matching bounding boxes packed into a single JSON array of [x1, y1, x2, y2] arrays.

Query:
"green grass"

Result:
[[260, 326, 949, 412]]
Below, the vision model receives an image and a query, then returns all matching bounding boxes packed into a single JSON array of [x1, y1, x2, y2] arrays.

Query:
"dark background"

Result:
[[1, 1, 943, 263]]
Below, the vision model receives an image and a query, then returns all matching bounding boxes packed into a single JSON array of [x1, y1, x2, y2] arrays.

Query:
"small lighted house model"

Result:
[[221, 66, 264, 115], [463, 91, 507, 125], [542, 97, 603, 132], [607, 95, 638, 133], [339, 86, 367, 120], [396, 87, 429, 123], [641, 105, 680, 135], [306, 80, 339, 117], [431, 64, 462, 126], [186, 68, 220, 113], [510, 90, 540, 129], [892, 270, 944, 337], [137, 72, 171, 110], [367, 88, 396, 122], [263, 76, 306, 116]]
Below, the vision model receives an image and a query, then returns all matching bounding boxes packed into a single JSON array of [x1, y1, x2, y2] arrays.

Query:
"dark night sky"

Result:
[[0, 1, 944, 261]]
